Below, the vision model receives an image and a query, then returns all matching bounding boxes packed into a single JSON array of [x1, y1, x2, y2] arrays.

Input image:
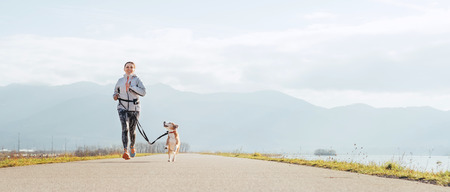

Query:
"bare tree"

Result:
[[134, 142, 190, 153], [179, 143, 190, 153]]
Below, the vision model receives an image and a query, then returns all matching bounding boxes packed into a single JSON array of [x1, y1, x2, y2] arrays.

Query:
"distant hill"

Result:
[[0, 82, 448, 155]]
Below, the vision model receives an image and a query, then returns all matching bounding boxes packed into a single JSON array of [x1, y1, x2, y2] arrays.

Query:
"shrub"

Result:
[[252, 152, 262, 157], [384, 162, 402, 171], [314, 149, 337, 156]]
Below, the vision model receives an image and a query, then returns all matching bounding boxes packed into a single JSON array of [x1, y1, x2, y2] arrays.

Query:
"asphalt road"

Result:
[[0, 153, 448, 192]]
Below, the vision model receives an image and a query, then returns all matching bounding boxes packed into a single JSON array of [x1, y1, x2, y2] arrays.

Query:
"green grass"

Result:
[[0, 153, 155, 168], [208, 152, 450, 187]]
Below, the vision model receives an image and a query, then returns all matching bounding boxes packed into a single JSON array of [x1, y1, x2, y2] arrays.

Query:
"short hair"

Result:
[[124, 61, 135, 68]]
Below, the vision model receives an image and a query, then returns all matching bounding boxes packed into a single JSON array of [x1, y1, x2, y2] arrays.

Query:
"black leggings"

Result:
[[118, 109, 140, 149]]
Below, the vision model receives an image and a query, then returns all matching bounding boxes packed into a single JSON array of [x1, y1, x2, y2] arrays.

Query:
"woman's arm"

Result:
[[129, 77, 146, 96], [113, 80, 120, 100]]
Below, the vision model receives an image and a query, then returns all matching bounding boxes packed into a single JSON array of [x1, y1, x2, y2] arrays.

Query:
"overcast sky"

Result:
[[1, 0, 450, 110]]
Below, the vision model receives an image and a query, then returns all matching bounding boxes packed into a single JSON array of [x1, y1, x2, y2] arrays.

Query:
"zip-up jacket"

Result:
[[113, 74, 146, 111]]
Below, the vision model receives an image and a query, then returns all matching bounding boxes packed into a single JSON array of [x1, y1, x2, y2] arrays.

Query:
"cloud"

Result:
[[304, 12, 337, 20], [374, 0, 445, 12], [1, 2, 450, 111], [2, 13, 450, 91]]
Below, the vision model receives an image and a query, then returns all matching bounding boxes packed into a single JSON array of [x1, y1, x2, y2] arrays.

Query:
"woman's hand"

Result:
[[113, 94, 119, 101]]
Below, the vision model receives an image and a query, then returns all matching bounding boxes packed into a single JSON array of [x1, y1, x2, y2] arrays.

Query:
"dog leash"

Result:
[[118, 98, 168, 145], [148, 131, 169, 145], [129, 111, 168, 145]]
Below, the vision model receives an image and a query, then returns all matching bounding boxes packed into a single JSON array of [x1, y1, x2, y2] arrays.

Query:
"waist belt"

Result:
[[118, 98, 140, 104]]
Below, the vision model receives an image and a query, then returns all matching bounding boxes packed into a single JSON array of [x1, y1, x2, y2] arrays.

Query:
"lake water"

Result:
[[284, 154, 450, 172]]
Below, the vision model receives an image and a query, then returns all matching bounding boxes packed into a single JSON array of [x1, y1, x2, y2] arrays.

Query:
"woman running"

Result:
[[113, 61, 146, 160]]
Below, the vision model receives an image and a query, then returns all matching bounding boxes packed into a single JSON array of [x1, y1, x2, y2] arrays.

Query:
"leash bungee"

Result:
[[148, 131, 168, 145], [118, 98, 168, 145]]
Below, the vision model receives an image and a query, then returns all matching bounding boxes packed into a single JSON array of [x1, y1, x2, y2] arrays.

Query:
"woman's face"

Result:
[[124, 63, 135, 75]]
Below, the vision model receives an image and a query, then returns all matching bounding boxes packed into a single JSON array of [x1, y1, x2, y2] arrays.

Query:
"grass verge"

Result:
[[208, 152, 450, 187], [0, 153, 155, 168]]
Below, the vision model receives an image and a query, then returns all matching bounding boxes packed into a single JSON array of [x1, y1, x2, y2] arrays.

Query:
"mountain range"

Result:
[[0, 82, 448, 155]]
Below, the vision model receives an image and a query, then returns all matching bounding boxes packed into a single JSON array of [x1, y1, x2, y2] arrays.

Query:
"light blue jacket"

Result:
[[113, 74, 146, 111]]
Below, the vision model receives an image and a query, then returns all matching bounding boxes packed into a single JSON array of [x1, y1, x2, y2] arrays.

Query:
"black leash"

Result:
[[118, 98, 168, 145], [133, 113, 169, 145], [148, 131, 168, 145], [129, 112, 150, 143]]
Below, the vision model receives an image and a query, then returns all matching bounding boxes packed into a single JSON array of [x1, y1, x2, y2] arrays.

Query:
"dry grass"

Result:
[[0, 153, 154, 168], [209, 152, 450, 187]]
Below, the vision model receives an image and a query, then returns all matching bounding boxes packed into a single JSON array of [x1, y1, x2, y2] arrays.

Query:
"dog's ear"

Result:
[[163, 121, 167, 127], [174, 124, 178, 129]]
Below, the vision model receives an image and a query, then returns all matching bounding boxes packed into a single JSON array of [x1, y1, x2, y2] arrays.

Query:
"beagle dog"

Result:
[[164, 121, 180, 162]]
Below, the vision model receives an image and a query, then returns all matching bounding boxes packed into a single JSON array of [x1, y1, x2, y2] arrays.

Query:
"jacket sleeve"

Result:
[[129, 77, 146, 97], [113, 80, 120, 99]]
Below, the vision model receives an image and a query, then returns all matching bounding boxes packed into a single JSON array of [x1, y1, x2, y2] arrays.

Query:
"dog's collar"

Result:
[[169, 131, 177, 134]]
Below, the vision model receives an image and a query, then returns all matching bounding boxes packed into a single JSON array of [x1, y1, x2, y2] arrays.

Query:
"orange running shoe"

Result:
[[122, 148, 130, 160], [130, 146, 136, 158]]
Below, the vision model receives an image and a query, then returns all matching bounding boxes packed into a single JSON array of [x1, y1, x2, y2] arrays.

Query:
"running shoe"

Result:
[[130, 146, 136, 158], [122, 148, 130, 160]]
